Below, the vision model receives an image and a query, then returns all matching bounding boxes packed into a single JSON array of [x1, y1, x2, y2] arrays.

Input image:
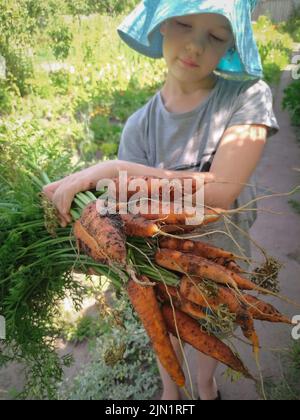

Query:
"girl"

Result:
[[44, 0, 279, 400]]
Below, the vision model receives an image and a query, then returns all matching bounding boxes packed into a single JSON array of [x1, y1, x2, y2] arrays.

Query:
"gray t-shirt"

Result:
[[118, 76, 279, 267]]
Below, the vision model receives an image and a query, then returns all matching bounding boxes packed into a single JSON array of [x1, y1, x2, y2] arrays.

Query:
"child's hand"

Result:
[[42, 161, 119, 227], [43, 174, 84, 227]]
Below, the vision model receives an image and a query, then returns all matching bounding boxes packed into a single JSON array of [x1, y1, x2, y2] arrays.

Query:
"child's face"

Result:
[[160, 13, 234, 84]]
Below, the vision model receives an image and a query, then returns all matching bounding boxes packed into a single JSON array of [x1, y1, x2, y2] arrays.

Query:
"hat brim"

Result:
[[118, 0, 263, 79]]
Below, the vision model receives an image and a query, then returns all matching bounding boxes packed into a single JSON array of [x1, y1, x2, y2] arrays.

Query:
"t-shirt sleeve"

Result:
[[117, 111, 150, 165], [226, 80, 280, 138]]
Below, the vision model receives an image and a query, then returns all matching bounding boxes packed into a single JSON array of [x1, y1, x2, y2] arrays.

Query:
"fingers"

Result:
[[42, 181, 70, 226], [42, 179, 75, 227], [52, 183, 77, 227], [204, 172, 216, 183], [42, 180, 62, 201], [59, 211, 72, 228], [58, 215, 69, 228]]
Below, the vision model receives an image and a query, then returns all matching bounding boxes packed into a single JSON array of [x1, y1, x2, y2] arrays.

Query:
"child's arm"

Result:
[[204, 124, 268, 210], [44, 123, 266, 226], [43, 160, 214, 226]]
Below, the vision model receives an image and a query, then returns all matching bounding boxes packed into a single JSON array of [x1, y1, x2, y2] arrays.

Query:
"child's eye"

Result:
[[176, 20, 192, 29], [210, 34, 225, 42]]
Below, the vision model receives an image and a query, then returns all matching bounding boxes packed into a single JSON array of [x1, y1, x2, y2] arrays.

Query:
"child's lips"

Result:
[[179, 58, 199, 68]]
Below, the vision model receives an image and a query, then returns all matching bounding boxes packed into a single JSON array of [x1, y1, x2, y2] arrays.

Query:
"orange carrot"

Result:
[[179, 275, 241, 313], [74, 221, 107, 263], [156, 283, 180, 301], [235, 310, 260, 356], [127, 276, 186, 387], [155, 249, 239, 289], [159, 236, 226, 256], [74, 202, 126, 265], [202, 210, 223, 225], [243, 294, 292, 325], [162, 304, 253, 379], [120, 214, 159, 237], [179, 300, 207, 321], [222, 259, 243, 273], [157, 280, 259, 355], [179, 276, 259, 354], [155, 249, 269, 293], [138, 202, 221, 225], [159, 238, 243, 273], [156, 283, 207, 321], [159, 224, 197, 234]]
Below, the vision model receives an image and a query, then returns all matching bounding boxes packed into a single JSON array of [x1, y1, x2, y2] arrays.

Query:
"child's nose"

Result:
[[185, 36, 205, 55]]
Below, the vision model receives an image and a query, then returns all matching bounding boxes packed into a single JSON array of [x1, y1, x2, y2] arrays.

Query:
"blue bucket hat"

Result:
[[117, 0, 262, 79]]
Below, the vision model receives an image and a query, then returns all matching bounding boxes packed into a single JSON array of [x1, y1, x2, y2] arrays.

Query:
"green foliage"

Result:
[[0, 0, 49, 95], [89, 114, 121, 158], [0, 0, 83, 96], [283, 80, 300, 127], [289, 199, 300, 215], [60, 292, 160, 400], [65, 0, 140, 16], [21, 0, 63, 29], [49, 69, 72, 95], [0, 80, 13, 114], [29, 13, 166, 165], [264, 341, 300, 400], [58, 314, 109, 343], [278, 7, 300, 42], [0, 118, 83, 399], [0, 43, 33, 97], [254, 16, 294, 84], [48, 26, 73, 61], [0, 116, 75, 182]]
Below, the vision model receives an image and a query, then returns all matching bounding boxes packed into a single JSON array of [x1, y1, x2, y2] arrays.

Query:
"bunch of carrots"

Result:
[[2, 142, 298, 398], [72, 175, 294, 388]]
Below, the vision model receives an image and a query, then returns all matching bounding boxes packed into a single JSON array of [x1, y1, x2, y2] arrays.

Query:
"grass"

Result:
[[263, 341, 300, 400], [289, 199, 300, 215], [19, 14, 167, 164]]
